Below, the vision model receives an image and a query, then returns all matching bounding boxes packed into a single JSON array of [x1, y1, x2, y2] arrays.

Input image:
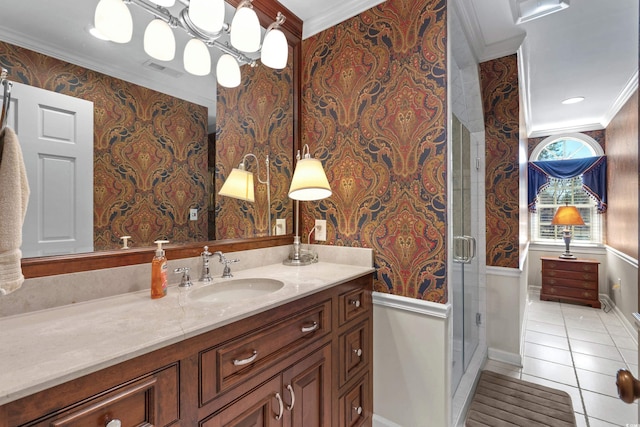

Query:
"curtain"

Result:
[[528, 156, 607, 213]]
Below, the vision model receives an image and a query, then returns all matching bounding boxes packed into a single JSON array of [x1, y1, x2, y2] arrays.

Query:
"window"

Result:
[[530, 134, 604, 244]]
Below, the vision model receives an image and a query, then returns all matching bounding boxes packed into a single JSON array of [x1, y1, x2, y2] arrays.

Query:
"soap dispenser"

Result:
[[151, 240, 169, 299]]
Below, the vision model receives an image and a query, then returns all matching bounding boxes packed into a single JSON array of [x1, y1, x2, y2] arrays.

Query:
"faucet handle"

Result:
[[202, 245, 211, 257], [174, 267, 193, 288]]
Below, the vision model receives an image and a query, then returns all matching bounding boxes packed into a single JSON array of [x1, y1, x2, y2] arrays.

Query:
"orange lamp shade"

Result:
[[551, 205, 585, 226]]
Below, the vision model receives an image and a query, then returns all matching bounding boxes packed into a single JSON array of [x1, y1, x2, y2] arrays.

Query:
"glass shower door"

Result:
[[451, 114, 479, 394]]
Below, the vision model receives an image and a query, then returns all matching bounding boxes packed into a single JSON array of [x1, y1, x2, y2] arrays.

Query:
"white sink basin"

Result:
[[188, 278, 285, 303]]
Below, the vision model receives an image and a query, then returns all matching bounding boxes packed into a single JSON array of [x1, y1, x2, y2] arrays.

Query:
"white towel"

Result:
[[0, 127, 30, 295]]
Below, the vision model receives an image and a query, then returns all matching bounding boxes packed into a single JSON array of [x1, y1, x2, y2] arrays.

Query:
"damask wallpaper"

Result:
[[0, 42, 208, 251], [215, 58, 294, 239], [480, 54, 520, 269], [301, 0, 448, 302]]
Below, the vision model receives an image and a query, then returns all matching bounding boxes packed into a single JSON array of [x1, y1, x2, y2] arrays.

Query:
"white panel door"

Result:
[[4, 82, 94, 257]]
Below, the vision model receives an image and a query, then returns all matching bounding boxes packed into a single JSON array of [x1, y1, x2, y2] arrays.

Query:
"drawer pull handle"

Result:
[[353, 348, 363, 357], [350, 299, 361, 308], [233, 350, 258, 366], [275, 392, 284, 420], [301, 322, 319, 333], [106, 420, 122, 427], [286, 384, 295, 411], [353, 406, 363, 415]]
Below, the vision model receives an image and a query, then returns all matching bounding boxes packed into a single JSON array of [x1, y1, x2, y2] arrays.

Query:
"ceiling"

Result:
[[0, 0, 636, 136]]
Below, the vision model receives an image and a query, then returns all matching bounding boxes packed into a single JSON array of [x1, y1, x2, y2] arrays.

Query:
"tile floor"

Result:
[[484, 290, 639, 426]]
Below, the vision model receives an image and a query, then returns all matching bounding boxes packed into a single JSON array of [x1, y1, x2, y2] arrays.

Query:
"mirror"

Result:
[[0, 0, 301, 270]]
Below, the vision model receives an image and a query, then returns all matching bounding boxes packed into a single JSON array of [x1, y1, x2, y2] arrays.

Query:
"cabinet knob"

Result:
[[617, 369, 640, 403], [353, 348, 363, 357], [350, 299, 361, 308], [106, 420, 122, 427], [353, 406, 363, 415]]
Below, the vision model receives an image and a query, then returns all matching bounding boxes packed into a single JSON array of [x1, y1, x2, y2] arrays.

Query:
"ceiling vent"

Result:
[[512, 0, 570, 25], [142, 60, 184, 78]]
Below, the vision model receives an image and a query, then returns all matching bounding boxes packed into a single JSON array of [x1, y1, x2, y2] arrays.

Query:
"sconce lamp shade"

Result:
[[184, 39, 211, 76], [188, 0, 225, 33], [551, 205, 584, 226], [219, 167, 255, 202], [261, 28, 288, 69], [144, 19, 175, 61], [217, 54, 241, 88], [230, 2, 261, 52], [288, 158, 332, 201], [94, 0, 133, 44]]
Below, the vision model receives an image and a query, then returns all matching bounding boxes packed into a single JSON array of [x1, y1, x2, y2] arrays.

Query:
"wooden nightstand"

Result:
[[540, 257, 600, 308]]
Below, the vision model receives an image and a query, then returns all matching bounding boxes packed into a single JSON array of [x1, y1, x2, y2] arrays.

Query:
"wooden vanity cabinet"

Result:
[[0, 274, 373, 427]]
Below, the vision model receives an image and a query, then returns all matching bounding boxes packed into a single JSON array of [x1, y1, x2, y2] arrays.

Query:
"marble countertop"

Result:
[[0, 261, 374, 406]]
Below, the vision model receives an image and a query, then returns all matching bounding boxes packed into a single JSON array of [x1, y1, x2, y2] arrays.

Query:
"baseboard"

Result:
[[487, 347, 522, 367], [372, 414, 403, 427]]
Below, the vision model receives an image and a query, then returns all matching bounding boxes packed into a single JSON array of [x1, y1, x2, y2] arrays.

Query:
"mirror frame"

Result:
[[22, 0, 302, 279]]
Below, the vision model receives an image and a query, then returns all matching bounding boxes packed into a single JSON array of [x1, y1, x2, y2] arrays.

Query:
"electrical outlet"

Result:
[[275, 218, 286, 235], [189, 208, 198, 221], [315, 219, 327, 241]]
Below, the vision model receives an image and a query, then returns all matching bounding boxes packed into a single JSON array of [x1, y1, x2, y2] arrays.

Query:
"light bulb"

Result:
[[261, 28, 288, 69], [230, 4, 261, 52], [189, 0, 225, 34], [216, 55, 241, 88], [184, 39, 211, 76], [144, 19, 176, 61], [94, 0, 133, 44]]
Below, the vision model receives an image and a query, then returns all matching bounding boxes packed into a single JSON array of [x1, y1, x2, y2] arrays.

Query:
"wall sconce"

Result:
[[94, 0, 289, 88], [551, 204, 584, 259], [219, 153, 272, 236], [284, 145, 332, 266]]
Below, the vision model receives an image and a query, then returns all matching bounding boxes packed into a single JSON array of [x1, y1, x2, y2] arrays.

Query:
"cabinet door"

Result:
[[282, 344, 332, 427], [201, 376, 284, 427]]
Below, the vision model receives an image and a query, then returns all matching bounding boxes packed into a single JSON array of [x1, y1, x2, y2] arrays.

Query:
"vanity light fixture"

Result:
[[219, 153, 272, 236], [284, 145, 332, 266], [551, 204, 584, 259], [93, 0, 289, 88]]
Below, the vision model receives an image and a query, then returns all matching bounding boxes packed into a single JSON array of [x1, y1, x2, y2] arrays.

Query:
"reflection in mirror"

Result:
[[0, 0, 296, 258]]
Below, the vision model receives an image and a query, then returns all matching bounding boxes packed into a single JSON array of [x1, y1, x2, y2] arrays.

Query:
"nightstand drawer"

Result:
[[542, 277, 597, 290], [543, 259, 598, 273], [542, 285, 598, 301], [542, 269, 597, 282]]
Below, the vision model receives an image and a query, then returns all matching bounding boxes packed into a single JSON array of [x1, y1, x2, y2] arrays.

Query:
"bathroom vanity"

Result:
[[0, 262, 373, 427]]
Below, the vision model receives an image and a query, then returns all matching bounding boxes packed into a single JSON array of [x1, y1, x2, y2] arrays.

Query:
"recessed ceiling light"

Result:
[[561, 96, 585, 105], [89, 26, 110, 41]]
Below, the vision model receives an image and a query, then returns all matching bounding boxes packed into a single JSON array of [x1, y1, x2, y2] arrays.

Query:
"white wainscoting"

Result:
[[372, 292, 451, 427]]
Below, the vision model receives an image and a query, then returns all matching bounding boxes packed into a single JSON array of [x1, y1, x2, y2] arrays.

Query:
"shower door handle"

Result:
[[453, 236, 476, 264]]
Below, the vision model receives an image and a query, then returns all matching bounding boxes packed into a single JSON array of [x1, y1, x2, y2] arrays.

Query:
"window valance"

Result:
[[528, 156, 607, 213]]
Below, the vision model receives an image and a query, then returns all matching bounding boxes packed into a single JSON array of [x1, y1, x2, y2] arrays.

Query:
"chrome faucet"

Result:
[[200, 246, 213, 282], [213, 251, 240, 278]]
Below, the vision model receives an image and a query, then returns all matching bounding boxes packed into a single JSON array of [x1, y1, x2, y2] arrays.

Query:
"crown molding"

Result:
[[601, 70, 639, 128], [301, 0, 385, 39], [528, 122, 605, 138]]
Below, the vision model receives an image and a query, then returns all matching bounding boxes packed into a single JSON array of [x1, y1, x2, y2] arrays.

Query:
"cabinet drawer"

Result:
[[542, 269, 597, 282], [42, 364, 179, 427], [339, 321, 370, 387], [543, 259, 598, 273], [201, 300, 331, 402], [339, 287, 369, 326], [542, 285, 598, 301], [339, 373, 370, 427], [542, 277, 597, 290]]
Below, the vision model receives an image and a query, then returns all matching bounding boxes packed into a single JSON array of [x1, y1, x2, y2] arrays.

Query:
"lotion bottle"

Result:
[[151, 240, 169, 299]]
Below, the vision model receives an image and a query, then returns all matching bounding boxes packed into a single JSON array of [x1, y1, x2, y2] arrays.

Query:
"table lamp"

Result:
[[551, 205, 584, 259]]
